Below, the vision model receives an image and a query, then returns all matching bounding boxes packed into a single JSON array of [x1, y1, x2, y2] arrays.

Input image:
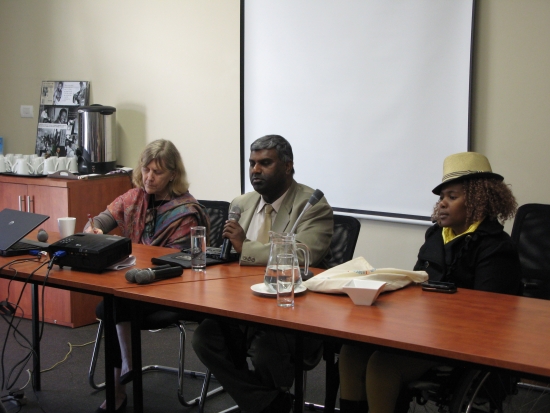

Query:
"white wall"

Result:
[[0, 0, 241, 202], [1, 0, 550, 270]]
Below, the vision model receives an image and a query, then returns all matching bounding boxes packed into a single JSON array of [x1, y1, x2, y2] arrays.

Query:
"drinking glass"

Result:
[[276, 253, 295, 307], [191, 226, 207, 271]]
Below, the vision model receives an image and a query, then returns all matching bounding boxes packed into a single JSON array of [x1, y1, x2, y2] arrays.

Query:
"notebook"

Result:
[[151, 247, 239, 269], [0, 209, 50, 257]]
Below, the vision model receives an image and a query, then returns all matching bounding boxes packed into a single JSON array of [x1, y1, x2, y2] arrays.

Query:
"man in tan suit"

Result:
[[193, 135, 333, 413], [222, 135, 333, 267]]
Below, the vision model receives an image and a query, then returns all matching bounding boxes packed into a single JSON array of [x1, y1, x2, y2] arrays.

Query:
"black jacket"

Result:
[[414, 219, 521, 295]]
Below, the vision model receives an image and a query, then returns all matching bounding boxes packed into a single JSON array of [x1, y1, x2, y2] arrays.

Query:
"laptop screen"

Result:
[[0, 209, 50, 251]]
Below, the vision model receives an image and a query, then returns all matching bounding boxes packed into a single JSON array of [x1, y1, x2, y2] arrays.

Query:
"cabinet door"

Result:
[[0, 182, 28, 211], [27, 185, 69, 233]]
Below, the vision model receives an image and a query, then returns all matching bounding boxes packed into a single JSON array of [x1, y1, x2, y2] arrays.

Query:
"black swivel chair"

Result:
[[511, 203, 550, 300], [324, 214, 361, 270], [199, 200, 231, 248], [88, 200, 230, 407]]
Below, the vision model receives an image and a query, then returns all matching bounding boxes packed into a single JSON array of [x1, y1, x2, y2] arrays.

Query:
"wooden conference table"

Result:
[[0, 232, 265, 412], [0, 233, 176, 412], [117, 271, 550, 413], [3, 235, 550, 412]]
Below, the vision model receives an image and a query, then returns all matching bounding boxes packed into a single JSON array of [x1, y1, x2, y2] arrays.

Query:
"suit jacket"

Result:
[[232, 180, 333, 267]]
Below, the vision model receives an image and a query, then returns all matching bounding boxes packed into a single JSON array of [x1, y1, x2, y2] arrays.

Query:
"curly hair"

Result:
[[431, 178, 517, 225]]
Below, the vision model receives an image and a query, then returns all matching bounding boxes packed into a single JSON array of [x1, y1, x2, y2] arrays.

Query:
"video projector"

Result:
[[48, 233, 132, 273]]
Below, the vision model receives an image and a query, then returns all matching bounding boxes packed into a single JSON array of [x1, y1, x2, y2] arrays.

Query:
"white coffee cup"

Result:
[[58, 217, 77, 238], [0, 157, 9, 173], [30, 157, 44, 175], [66, 157, 78, 173], [56, 157, 68, 171], [44, 157, 58, 175], [5, 154, 15, 164], [13, 158, 32, 175]]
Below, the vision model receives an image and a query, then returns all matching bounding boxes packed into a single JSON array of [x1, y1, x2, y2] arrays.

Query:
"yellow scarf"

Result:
[[442, 220, 482, 244]]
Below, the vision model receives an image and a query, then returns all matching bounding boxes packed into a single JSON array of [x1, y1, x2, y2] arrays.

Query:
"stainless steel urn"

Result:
[[77, 105, 117, 174]]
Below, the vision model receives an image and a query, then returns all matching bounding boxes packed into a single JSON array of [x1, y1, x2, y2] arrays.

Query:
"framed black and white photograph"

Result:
[[35, 80, 89, 156]]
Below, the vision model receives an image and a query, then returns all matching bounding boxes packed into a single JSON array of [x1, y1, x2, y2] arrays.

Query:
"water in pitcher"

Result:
[[264, 265, 301, 293], [265, 231, 309, 293]]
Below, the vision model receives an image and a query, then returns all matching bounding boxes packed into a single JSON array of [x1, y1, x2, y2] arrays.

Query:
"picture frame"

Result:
[[35, 81, 89, 157]]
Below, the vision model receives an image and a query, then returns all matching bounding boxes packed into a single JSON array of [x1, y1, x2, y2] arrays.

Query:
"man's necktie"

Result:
[[257, 204, 274, 244]]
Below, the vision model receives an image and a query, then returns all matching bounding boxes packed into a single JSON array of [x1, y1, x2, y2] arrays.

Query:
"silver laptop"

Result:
[[0, 209, 50, 257]]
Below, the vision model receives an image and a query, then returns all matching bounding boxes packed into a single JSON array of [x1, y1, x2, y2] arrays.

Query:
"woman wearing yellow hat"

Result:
[[338, 152, 521, 413]]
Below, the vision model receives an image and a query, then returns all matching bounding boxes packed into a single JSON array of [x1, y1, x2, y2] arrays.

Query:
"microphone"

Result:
[[37, 228, 49, 242], [125, 264, 171, 283], [289, 189, 324, 234], [219, 205, 242, 260], [135, 265, 183, 285]]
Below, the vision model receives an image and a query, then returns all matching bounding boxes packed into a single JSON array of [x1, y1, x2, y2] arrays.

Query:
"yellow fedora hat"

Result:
[[432, 152, 503, 194]]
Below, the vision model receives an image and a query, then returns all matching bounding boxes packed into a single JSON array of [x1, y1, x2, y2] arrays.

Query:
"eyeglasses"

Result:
[[144, 207, 157, 238]]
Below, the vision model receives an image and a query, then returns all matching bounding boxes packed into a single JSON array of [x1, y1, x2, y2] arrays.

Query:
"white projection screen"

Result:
[[243, 0, 474, 223]]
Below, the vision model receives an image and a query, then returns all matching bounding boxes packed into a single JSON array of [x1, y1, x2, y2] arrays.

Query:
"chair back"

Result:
[[324, 214, 361, 269], [511, 203, 550, 300], [199, 200, 230, 248]]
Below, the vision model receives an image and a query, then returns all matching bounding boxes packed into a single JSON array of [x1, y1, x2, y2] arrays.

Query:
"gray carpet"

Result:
[[0, 318, 331, 413], [2, 318, 549, 413]]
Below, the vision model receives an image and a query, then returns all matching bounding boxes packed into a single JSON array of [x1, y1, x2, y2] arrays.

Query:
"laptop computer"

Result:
[[151, 246, 239, 268], [0, 209, 50, 257]]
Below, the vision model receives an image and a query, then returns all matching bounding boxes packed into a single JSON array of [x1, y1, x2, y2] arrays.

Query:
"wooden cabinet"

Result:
[[0, 174, 133, 327], [0, 174, 132, 234]]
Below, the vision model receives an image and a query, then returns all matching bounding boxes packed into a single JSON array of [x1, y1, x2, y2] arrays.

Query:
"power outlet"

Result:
[[20, 105, 34, 118]]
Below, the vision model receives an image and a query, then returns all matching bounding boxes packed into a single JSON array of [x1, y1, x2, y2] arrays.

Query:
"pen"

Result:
[[88, 213, 96, 233]]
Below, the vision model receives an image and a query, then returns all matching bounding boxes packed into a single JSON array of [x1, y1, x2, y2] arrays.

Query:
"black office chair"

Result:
[[88, 200, 230, 407], [199, 200, 231, 248], [324, 214, 361, 269], [407, 362, 550, 413], [511, 203, 550, 300], [407, 365, 519, 413], [88, 308, 212, 407]]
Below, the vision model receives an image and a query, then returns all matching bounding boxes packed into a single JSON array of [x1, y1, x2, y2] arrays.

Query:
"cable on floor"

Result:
[[17, 339, 96, 392]]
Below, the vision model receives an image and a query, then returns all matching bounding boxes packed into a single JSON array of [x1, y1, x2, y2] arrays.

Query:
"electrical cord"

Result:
[[0, 392, 23, 412], [0, 256, 42, 314], [1, 274, 45, 390], [1, 257, 46, 391], [15, 338, 97, 392], [1, 252, 65, 392], [0, 339, 97, 413], [1, 252, 68, 413]]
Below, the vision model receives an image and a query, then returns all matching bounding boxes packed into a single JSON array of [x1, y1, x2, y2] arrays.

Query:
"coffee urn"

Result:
[[77, 105, 117, 174]]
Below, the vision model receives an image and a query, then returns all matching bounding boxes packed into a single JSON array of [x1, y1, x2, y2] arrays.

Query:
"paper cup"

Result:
[[58, 217, 76, 238]]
